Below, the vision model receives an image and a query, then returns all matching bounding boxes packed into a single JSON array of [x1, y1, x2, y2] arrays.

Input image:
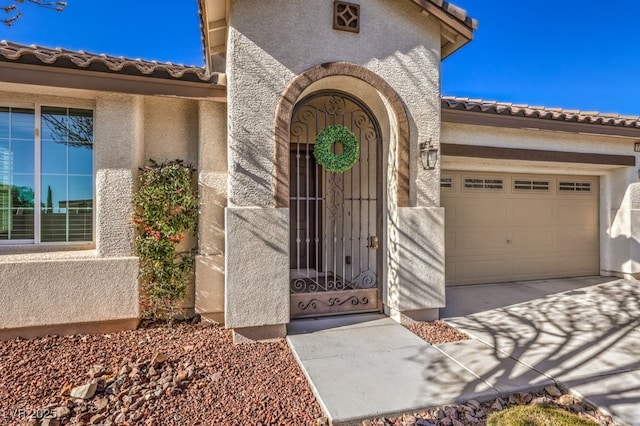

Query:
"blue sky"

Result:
[[2, 1, 640, 115], [443, 1, 640, 115], [0, 1, 204, 65]]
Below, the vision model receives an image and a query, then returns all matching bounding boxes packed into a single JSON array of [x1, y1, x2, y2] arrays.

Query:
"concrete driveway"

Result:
[[442, 276, 640, 426]]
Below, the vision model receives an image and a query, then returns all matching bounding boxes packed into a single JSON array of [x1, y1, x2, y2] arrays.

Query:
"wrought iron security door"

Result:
[[289, 91, 382, 318]]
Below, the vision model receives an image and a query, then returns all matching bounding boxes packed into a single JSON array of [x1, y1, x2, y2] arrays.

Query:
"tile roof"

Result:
[[442, 96, 640, 129], [427, 0, 477, 29], [0, 40, 218, 84]]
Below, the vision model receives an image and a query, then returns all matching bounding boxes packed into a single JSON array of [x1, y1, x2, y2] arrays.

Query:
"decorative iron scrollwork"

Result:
[[298, 296, 370, 311], [289, 91, 381, 318]]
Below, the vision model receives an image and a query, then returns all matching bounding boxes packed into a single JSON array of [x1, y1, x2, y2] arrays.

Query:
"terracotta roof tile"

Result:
[[442, 96, 640, 129], [427, 0, 477, 29], [0, 40, 218, 84]]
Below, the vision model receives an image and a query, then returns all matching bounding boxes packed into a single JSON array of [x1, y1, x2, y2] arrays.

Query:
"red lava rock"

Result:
[[404, 321, 470, 345], [0, 322, 322, 425]]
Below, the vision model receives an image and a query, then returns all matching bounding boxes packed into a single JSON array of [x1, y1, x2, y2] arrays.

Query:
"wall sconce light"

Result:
[[419, 140, 438, 170]]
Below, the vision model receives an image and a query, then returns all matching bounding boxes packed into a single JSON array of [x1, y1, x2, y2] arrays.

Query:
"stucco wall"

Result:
[[227, 0, 442, 207], [0, 256, 139, 330], [441, 121, 640, 278], [225, 0, 445, 332], [0, 84, 225, 337], [142, 96, 202, 315], [195, 101, 228, 323]]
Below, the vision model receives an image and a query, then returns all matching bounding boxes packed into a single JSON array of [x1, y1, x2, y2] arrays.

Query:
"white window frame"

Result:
[[0, 102, 95, 246]]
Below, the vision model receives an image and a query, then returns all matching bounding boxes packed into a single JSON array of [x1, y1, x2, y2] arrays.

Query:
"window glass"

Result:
[[41, 140, 67, 174], [11, 109, 34, 140], [0, 107, 35, 241], [0, 105, 93, 244], [40, 107, 93, 243], [0, 107, 10, 138], [12, 140, 34, 174], [40, 174, 67, 242], [41, 106, 68, 142]]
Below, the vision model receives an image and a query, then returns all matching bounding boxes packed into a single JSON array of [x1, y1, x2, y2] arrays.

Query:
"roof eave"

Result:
[[201, 0, 229, 73], [0, 61, 227, 101], [442, 103, 640, 139], [411, 0, 476, 60]]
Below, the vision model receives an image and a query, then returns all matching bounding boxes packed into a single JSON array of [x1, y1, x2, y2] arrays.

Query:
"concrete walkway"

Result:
[[288, 276, 640, 425], [287, 314, 552, 425]]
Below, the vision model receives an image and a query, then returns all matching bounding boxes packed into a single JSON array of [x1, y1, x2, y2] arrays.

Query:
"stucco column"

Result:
[[377, 49, 446, 322], [603, 166, 640, 278], [195, 101, 228, 323], [94, 94, 144, 257], [222, 16, 294, 342]]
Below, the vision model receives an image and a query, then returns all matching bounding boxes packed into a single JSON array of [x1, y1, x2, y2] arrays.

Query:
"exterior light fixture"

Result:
[[419, 140, 438, 170]]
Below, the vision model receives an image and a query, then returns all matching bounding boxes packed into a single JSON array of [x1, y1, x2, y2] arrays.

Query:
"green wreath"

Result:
[[313, 125, 360, 173]]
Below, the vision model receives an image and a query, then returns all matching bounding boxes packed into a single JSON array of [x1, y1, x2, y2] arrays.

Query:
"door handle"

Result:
[[368, 236, 379, 250]]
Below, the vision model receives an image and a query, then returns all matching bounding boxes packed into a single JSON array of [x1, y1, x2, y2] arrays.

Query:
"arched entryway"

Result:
[[289, 91, 383, 318]]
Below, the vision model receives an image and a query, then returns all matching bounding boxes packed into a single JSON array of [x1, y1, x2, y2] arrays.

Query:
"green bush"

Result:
[[487, 405, 597, 426], [133, 159, 198, 321]]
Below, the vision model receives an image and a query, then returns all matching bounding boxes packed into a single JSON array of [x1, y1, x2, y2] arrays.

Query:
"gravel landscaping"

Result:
[[404, 320, 470, 345], [0, 320, 322, 425], [0, 320, 617, 426]]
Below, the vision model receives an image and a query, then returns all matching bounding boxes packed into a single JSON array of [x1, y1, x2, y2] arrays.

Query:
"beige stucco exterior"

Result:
[[223, 0, 450, 338], [0, 82, 227, 339], [5, 0, 640, 343], [441, 121, 640, 280]]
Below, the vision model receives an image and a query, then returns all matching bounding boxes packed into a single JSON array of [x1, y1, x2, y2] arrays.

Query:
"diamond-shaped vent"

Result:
[[334, 1, 360, 33]]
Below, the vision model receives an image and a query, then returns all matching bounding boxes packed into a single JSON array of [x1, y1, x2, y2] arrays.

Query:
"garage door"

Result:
[[442, 171, 599, 286]]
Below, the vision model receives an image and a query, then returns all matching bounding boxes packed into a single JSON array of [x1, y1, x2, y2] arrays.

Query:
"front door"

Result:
[[289, 91, 382, 319]]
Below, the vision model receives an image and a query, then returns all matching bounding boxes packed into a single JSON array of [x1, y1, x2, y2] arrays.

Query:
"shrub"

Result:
[[133, 159, 198, 321]]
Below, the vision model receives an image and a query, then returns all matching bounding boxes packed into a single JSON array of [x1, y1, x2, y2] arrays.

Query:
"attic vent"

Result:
[[464, 178, 503, 190], [559, 181, 591, 192], [334, 1, 360, 33], [441, 177, 453, 189], [514, 180, 550, 191]]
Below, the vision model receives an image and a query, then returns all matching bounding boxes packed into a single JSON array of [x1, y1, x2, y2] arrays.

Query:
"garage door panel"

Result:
[[445, 231, 456, 252], [457, 229, 509, 253], [511, 256, 556, 277], [557, 228, 599, 251], [557, 203, 598, 226], [443, 171, 599, 286], [510, 228, 554, 251], [459, 258, 509, 283], [556, 254, 599, 275], [511, 201, 554, 226], [459, 200, 508, 226], [445, 261, 456, 282], [445, 203, 457, 226]]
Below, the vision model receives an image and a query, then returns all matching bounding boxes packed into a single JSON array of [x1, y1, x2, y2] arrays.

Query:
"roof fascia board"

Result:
[[411, 0, 473, 40], [0, 61, 226, 101], [441, 143, 636, 167], [443, 108, 640, 139]]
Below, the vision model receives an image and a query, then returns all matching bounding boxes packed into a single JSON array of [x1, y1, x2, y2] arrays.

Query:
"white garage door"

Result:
[[442, 171, 599, 286]]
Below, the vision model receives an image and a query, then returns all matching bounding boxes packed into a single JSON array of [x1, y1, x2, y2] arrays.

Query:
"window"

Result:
[[559, 181, 591, 192], [440, 176, 453, 189], [464, 177, 503, 190], [0, 105, 93, 244], [514, 179, 550, 191]]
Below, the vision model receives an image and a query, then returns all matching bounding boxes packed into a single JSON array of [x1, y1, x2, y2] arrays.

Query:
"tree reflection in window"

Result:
[[41, 107, 93, 242]]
